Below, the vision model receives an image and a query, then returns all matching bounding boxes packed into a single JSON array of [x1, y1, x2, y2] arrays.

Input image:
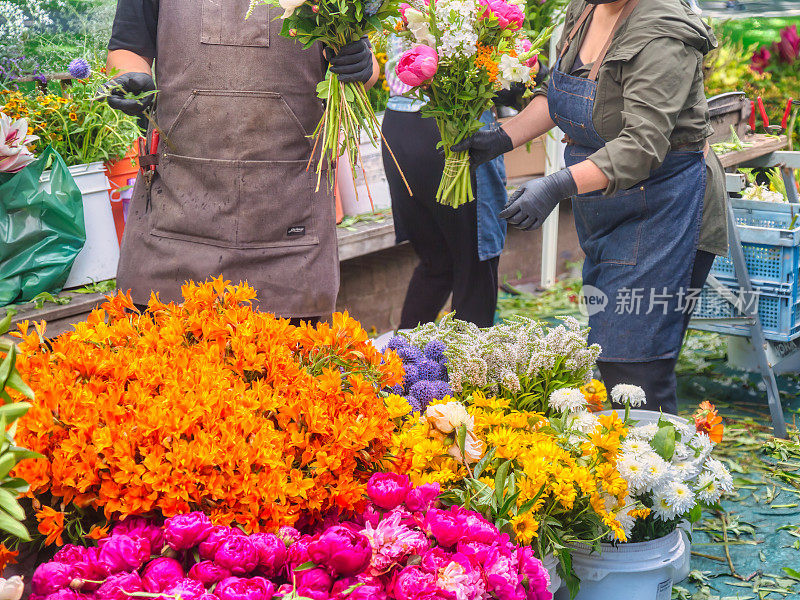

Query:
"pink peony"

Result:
[[166, 579, 207, 600], [112, 517, 165, 555], [287, 535, 313, 569], [436, 554, 486, 600], [141, 557, 185, 592], [405, 483, 440, 512], [277, 526, 300, 545], [249, 533, 287, 577], [52, 545, 104, 590], [294, 567, 333, 596], [307, 526, 372, 577], [480, 0, 525, 30], [484, 547, 524, 600], [215, 577, 275, 600], [198, 526, 243, 560], [214, 535, 259, 576], [188, 561, 232, 585], [518, 547, 551, 600], [164, 512, 213, 551], [99, 534, 151, 574], [361, 509, 429, 574], [424, 507, 463, 548], [396, 46, 439, 88], [331, 576, 387, 600], [460, 511, 500, 545], [43, 591, 81, 600], [392, 566, 437, 600], [32, 563, 74, 596], [96, 573, 143, 600]]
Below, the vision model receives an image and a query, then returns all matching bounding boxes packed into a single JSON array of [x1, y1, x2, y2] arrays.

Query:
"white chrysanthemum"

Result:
[[641, 452, 670, 492], [673, 442, 691, 460], [617, 453, 650, 495], [567, 410, 600, 434], [695, 471, 723, 504], [621, 437, 651, 457], [652, 480, 696, 521], [629, 423, 659, 441], [689, 433, 714, 458], [673, 458, 702, 483], [611, 384, 646, 407], [548, 388, 587, 414], [704, 458, 733, 492], [674, 421, 695, 440]]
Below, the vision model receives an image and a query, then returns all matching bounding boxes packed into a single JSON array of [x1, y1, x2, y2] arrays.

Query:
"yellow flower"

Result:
[[511, 512, 539, 545], [69, 112, 78, 122], [385, 394, 412, 419]]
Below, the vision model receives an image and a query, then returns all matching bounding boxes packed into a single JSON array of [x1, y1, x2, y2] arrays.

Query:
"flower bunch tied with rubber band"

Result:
[[247, 0, 403, 192], [393, 0, 551, 207]]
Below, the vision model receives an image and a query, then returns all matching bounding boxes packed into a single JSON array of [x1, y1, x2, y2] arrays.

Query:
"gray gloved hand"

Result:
[[104, 72, 156, 116], [450, 127, 513, 168], [499, 169, 577, 231], [327, 37, 374, 84]]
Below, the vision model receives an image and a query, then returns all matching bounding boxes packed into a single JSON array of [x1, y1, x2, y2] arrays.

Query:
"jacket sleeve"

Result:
[[532, 2, 583, 100], [108, 0, 159, 60], [587, 37, 700, 195]]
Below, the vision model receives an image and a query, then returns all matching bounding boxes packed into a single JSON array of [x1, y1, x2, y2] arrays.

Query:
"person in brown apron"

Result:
[[105, 0, 378, 319]]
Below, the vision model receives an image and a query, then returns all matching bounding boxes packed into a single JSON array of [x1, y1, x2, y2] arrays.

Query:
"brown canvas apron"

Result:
[[116, 0, 339, 317]]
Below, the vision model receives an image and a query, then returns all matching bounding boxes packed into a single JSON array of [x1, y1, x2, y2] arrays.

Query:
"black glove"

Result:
[[104, 72, 156, 117], [494, 82, 526, 110], [327, 37, 374, 84], [450, 127, 513, 168], [499, 169, 577, 231]]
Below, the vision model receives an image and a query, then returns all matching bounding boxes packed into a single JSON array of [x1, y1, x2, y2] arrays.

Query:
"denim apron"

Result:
[[549, 0, 704, 361]]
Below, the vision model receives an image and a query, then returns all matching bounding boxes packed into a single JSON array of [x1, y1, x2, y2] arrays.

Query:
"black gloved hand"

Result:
[[450, 127, 513, 168], [499, 169, 577, 231], [327, 37, 374, 84], [493, 82, 526, 109], [104, 72, 156, 117]]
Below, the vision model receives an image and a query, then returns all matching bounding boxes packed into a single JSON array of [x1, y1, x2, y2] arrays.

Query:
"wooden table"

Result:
[[717, 134, 788, 169]]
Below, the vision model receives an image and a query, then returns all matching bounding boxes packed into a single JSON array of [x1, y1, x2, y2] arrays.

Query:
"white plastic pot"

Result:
[[542, 552, 563, 596], [40, 161, 119, 288], [599, 409, 692, 583], [569, 529, 685, 600]]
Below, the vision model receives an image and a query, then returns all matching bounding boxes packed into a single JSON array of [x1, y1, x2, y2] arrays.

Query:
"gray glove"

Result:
[[450, 127, 513, 167], [105, 72, 156, 116], [500, 169, 577, 231], [327, 37, 374, 84]]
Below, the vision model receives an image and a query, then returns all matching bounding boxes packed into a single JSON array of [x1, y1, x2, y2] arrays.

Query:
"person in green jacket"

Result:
[[454, 0, 728, 414]]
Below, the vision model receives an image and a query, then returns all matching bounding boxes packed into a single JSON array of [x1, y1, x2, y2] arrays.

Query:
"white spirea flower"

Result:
[[548, 388, 587, 413], [433, 0, 479, 57], [610, 384, 646, 407]]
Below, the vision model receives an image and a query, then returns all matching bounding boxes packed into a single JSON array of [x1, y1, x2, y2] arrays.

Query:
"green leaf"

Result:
[[456, 424, 467, 464], [0, 511, 30, 541], [0, 403, 30, 422], [688, 503, 703, 523], [783, 567, 800, 580], [494, 459, 512, 507], [0, 345, 15, 391], [0, 312, 10, 336], [0, 488, 25, 521], [472, 447, 496, 479], [293, 561, 317, 572], [0, 454, 17, 480], [3, 371, 33, 401], [0, 478, 29, 495], [651, 424, 676, 461]]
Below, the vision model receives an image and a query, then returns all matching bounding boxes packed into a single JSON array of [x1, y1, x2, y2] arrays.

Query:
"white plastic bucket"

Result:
[[569, 529, 685, 600], [599, 409, 692, 583], [542, 552, 562, 596], [40, 162, 120, 288]]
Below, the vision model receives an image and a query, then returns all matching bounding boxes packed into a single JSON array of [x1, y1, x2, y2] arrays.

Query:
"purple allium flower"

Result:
[[397, 346, 424, 364], [431, 380, 453, 400], [68, 58, 91, 79], [417, 359, 444, 382], [389, 384, 404, 395], [403, 364, 420, 388], [409, 381, 437, 408], [423, 340, 446, 362], [387, 335, 409, 351], [405, 395, 422, 413]]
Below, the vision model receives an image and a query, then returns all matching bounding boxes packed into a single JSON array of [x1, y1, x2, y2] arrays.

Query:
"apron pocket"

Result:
[[573, 186, 647, 266], [150, 154, 319, 249], [201, 0, 270, 47]]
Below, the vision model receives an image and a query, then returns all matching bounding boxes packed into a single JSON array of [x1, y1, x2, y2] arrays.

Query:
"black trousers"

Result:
[[598, 249, 716, 414], [381, 109, 499, 329]]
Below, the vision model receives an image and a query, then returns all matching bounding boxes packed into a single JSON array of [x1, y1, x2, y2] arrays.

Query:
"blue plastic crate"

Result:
[[710, 200, 800, 290], [693, 283, 800, 342]]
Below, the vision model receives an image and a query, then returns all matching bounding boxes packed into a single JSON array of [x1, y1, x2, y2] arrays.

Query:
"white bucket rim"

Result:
[[599, 408, 689, 427], [568, 528, 683, 556]]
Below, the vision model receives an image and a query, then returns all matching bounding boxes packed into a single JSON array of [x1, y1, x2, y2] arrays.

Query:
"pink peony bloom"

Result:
[[112, 517, 165, 555], [307, 526, 372, 577], [141, 557, 185, 592], [517, 547, 551, 600], [331, 576, 387, 600], [485, 547, 524, 600], [96, 573, 143, 600], [188, 561, 232, 585], [166, 579, 207, 600], [164, 512, 213, 551], [52, 545, 104, 591], [198, 526, 243, 560], [287, 535, 313, 569], [99, 534, 151, 574], [424, 507, 463, 548], [277, 526, 300, 545], [395, 46, 439, 88], [392, 566, 437, 600], [361, 509, 429, 575], [32, 563, 74, 596], [215, 577, 275, 600], [43, 591, 81, 600], [436, 554, 486, 600], [214, 535, 259, 576], [405, 483, 440, 512], [480, 0, 525, 30], [294, 567, 333, 596], [249, 533, 287, 577]]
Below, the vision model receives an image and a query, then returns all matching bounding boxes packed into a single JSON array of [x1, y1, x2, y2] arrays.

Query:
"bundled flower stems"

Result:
[[249, 0, 411, 199], [394, 0, 551, 207]]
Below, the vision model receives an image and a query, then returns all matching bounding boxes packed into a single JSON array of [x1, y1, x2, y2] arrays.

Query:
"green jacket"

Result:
[[540, 0, 728, 255]]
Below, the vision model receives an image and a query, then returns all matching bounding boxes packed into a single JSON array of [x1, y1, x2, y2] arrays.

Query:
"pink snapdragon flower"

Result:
[[396, 46, 439, 88]]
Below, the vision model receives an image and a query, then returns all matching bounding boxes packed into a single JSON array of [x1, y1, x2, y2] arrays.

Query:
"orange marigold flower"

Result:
[[694, 401, 723, 443], [0, 544, 18, 572], [36, 506, 66, 546]]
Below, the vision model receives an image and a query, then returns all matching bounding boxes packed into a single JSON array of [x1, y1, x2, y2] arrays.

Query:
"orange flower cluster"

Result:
[[11, 279, 403, 532], [36, 506, 66, 546], [475, 45, 499, 84], [0, 544, 18, 572], [694, 401, 723, 443]]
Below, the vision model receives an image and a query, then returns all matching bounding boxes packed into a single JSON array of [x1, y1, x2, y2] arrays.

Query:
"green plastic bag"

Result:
[[0, 147, 85, 307]]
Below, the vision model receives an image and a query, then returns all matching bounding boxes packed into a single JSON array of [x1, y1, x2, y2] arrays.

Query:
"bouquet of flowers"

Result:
[[31, 477, 552, 600], [393, 0, 551, 207], [248, 0, 404, 193]]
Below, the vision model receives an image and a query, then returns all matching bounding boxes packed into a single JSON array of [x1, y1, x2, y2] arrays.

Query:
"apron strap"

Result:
[[587, 0, 641, 81], [559, 5, 596, 58]]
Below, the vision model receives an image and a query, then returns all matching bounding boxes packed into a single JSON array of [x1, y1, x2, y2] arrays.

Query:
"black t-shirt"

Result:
[[108, 0, 160, 60]]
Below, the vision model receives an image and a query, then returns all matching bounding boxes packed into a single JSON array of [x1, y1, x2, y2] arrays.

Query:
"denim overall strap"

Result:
[[547, 0, 703, 362]]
